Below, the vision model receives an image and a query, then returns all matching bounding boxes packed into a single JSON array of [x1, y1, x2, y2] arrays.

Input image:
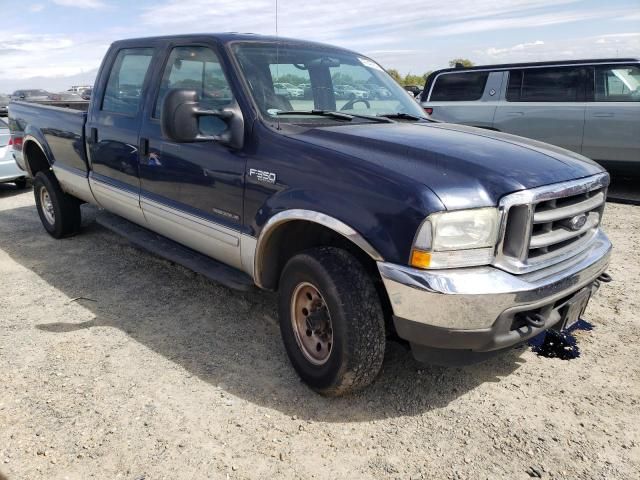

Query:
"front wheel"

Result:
[[33, 171, 81, 238], [278, 247, 386, 396]]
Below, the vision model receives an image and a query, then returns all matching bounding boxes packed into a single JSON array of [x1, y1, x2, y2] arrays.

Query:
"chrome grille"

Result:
[[494, 173, 609, 274]]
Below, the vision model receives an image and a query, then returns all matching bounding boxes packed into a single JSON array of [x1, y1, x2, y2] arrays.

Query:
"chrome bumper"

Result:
[[379, 229, 611, 341]]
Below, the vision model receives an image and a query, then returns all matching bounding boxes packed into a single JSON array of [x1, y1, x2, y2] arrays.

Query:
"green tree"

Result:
[[448, 58, 474, 68], [273, 73, 308, 85], [403, 72, 431, 86], [386, 68, 403, 84]]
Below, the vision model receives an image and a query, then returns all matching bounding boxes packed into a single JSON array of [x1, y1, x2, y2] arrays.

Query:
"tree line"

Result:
[[387, 58, 474, 86]]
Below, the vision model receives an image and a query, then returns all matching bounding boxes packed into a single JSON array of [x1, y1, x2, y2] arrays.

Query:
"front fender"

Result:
[[253, 186, 444, 266]]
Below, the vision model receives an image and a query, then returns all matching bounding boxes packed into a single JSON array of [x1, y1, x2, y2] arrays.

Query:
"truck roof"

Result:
[[110, 32, 358, 54]]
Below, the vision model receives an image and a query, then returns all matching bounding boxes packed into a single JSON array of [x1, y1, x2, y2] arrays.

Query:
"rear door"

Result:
[[582, 63, 640, 167], [493, 66, 587, 154], [86, 45, 158, 225], [422, 70, 502, 128]]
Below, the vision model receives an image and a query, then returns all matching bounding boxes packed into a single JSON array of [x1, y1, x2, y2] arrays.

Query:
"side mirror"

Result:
[[161, 89, 244, 149]]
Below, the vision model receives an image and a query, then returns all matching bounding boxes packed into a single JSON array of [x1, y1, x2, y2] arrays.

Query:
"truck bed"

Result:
[[9, 100, 90, 175]]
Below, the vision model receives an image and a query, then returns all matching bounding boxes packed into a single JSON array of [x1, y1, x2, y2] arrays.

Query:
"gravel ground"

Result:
[[1, 185, 639, 480]]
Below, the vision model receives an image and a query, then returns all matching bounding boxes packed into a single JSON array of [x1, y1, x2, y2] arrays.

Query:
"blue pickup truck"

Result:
[[9, 34, 612, 395]]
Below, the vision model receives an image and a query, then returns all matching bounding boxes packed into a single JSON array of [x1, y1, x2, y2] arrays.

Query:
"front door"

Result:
[[86, 47, 156, 225], [138, 44, 246, 271]]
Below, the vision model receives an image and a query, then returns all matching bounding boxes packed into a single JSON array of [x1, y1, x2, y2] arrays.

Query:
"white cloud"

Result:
[[139, 0, 582, 47], [485, 41, 545, 57], [52, 0, 106, 8], [29, 4, 45, 12], [0, 33, 107, 85], [477, 33, 640, 63]]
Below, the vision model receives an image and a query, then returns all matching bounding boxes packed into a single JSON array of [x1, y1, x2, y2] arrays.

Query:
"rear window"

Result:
[[102, 48, 154, 115], [430, 72, 489, 101], [506, 67, 583, 102]]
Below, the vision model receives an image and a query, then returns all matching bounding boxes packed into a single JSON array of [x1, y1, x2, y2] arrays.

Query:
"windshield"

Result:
[[231, 42, 425, 122]]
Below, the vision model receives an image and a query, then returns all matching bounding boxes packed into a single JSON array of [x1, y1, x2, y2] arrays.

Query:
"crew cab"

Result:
[[9, 34, 612, 396]]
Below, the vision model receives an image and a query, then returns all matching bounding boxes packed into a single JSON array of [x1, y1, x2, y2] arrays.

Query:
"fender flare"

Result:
[[22, 133, 53, 176], [253, 209, 384, 289]]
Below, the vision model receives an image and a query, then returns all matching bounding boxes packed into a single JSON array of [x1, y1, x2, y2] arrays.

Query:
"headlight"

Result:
[[410, 208, 500, 269]]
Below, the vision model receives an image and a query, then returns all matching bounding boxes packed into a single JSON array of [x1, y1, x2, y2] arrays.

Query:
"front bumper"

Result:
[[378, 229, 611, 360]]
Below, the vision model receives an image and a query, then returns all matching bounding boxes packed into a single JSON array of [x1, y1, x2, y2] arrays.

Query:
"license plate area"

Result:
[[559, 288, 592, 331]]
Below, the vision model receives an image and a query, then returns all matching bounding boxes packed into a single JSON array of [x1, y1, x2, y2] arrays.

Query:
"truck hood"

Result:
[[295, 121, 604, 210]]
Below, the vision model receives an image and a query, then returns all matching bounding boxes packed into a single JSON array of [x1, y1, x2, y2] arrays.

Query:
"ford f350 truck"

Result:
[[9, 34, 612, 396]]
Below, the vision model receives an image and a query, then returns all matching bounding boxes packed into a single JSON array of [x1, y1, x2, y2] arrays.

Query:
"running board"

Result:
[[95, 210, 255, 292]]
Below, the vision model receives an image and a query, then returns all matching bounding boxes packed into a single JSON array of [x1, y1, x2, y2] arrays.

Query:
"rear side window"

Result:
[[506, 67, 583, 102], [595, 65, 640, 102], [430, 72, 489, 101], [102, 48, 154, 115]]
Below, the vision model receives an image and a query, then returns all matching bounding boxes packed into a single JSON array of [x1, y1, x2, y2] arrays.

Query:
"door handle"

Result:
[[139, 137, 149, 156], [593, 113, 614, 118], [89, 127, 98, 144], [507, 111, 524, 116]]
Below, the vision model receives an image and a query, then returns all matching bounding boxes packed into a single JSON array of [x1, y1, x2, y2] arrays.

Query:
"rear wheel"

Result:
[[278, 247, 386, 396], [33, 171, 81, 238]]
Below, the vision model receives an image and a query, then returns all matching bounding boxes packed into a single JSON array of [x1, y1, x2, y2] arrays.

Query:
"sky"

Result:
[[1, 0, 639, 92]]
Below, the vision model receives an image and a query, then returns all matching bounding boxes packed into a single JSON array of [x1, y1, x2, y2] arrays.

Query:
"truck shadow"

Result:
[[0, 182, 30, 199], [1, 204, 525, 422]]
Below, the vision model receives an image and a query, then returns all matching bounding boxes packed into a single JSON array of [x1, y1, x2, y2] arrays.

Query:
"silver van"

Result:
[[420, 59, 640, 173]]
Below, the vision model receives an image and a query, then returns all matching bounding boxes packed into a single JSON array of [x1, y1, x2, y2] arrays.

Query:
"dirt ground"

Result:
[[1, 184, 638, 480]]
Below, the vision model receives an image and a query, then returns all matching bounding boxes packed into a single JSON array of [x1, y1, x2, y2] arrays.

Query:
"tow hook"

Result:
[[524, 313, 546, 329], [598, 272, 613, 283]]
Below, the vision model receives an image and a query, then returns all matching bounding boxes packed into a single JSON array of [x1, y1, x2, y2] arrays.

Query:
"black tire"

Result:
[[33, 171, 81, 238], [278, 247, 386, 396], [14, 178, 28, 189]]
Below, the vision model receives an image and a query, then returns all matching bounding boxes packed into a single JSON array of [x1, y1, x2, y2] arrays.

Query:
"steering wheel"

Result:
[[340, 98, 370, 111]]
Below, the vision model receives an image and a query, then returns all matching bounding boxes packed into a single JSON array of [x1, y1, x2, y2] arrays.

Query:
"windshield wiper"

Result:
[[273, 110, 354, 121], [377, 112, 426, 121], [273, 110, 393, 123]]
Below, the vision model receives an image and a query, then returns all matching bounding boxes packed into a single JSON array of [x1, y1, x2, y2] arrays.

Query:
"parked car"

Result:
[[67, 85, 92, 93], [298, 83, 313, 99], [362, 84, 391, 99], [0, 118, 28, 188], [0, 95, 9, 116], [10, 89, 51, 101], [403, 85, 422, 97], [273, 83, 304, 98], [420, 59, 640, 174], [48, 92, 84, 101], [334, 84, 369, 99], [10, 34, 612, 396], [80, 88, 93, 100]]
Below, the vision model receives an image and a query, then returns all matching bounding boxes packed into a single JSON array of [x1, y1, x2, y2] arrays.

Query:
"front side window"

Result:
[[102, 48, 154, 115], [232, 42, 425, 123], [154, 46, 234, 136], [430, 72, 489, 101], [595, 65, 640, 102], [507, 67, 583, 102]]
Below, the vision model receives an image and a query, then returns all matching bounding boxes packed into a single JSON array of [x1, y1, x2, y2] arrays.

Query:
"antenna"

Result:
[[275, 0, 280, 129]]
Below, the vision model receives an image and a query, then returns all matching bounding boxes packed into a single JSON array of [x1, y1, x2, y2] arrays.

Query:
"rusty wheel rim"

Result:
[[290, 282, 333, 365]]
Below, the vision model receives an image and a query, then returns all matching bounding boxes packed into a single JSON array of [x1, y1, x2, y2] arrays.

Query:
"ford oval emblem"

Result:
[[569, 214, 588, 231]]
